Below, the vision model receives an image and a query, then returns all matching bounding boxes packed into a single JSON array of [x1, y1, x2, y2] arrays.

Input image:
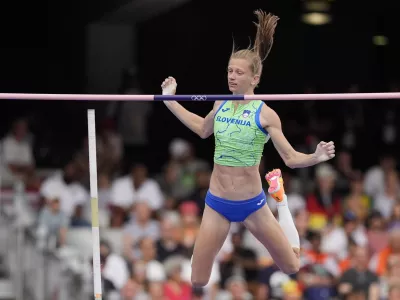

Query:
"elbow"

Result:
[[198, 129, 211, 139], [284, 157, 297, 169], [285, 160, 295, 169], [281, 262, 300, 275], [283, 151, 300, 169], [198, 132, 208, 139]]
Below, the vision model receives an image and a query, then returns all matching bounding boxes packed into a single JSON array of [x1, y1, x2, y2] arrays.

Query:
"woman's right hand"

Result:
[[161, 76, 177, 95]]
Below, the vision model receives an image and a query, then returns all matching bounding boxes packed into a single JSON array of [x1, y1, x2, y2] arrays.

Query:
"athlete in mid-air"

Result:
[[161, 10, 335, 289]]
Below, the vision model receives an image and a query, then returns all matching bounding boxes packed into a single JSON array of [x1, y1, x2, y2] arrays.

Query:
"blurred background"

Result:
[[0, 0, 400, 299]]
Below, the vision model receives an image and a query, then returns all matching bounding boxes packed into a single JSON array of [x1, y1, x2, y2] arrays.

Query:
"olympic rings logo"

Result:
[[191, 95, 207, 101]]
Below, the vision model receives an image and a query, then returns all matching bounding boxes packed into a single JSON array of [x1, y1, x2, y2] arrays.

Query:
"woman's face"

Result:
[[227, 58, 258, 95]]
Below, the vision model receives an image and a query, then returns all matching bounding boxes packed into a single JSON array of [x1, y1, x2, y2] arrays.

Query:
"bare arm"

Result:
[[261, 106, 335, 168], [161, 76, 221, 139], [164, 101, 220, 139]]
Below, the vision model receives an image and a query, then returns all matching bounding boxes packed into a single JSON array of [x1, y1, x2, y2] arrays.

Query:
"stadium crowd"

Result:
[[1, 100, 400, 300]]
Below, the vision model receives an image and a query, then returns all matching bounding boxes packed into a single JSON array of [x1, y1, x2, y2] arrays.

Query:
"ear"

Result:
[[251, 74, 260, 86]]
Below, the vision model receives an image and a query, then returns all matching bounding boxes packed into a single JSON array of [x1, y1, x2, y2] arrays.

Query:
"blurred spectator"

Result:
[[337, 238, 358, 275], [379, 256, 400, 299], [338, 246, 379, 299], [370, 228, 400, 276], [334, 151, 356, 197], [389, 202, 400, 230], [322, 211, 367, 260], [389, 284, 400, 300], [162, 255, 192, 300], [374, 170, 399, 219], [122, 201, 160, 262], [220, 232, 258, 294], [96, 118, 124, 176], [242, 227, 272, 270], [147, 281, 164, 300], [281, 280, 302, 300], [320, 214, 349, 260], [257, 262, 293, 300], [40, 161, 89, 218], [306, 163, 342, 230], [156, 211, 186, 262], [109, 205, 127, 228], [343, 171, 371, 222], [166, 138, 210, 200], [216, 275, 253, 300], [364, 154, 397, 199], [97, 173, 112, 210], [298, 231, 338, 299], [294, 209, 311, 250], [187, 168, 212, 214], [156, 161, 182, 201], [70, 204, 91, 227], [344, 212, 368, 256], [100, 240, 130, 292], [179, 201, 200, 252], [116, 278, 148, 300], [134, 237, 166, 284], [110, 163, 164, 211], [1, 118, 37, 188], [365, 211, 389, 255], [37, 197, 68, 247]]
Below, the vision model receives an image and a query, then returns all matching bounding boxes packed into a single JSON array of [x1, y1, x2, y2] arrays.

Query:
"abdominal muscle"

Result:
[[209, 163, 264, 201]]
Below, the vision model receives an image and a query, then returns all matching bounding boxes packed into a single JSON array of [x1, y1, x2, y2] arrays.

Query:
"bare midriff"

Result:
[[209, 163, 263, 201]]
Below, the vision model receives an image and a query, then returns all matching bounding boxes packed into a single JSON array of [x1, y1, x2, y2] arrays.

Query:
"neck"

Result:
[[355, 265, 366, 272], [231, 89, 255, 105], [244, 90, 255, 95], [235, 100, 252, 105], [137, 219, 148, 226], [231, 88, 255, 96]]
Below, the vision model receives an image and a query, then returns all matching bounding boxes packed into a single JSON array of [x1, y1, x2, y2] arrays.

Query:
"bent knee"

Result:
[[280, 260, 300, 275], [191, 275, 210, 288]]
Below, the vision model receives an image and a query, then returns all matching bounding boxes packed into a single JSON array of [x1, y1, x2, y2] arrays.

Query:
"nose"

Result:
[[228, 73, 236, 81]]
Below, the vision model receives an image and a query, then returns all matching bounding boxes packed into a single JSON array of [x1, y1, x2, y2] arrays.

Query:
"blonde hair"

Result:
[[230, 10, 279, 77]]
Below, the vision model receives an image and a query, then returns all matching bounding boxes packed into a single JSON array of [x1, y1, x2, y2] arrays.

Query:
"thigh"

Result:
[[243, 204, 297, 272], [191, 204, 231, 283]]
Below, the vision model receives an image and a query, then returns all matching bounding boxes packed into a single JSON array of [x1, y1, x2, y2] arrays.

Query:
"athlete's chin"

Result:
[[229, 85, 240, 94]]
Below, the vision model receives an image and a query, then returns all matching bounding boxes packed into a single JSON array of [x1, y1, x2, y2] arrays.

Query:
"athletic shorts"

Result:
[[205, 190, 266, 222]]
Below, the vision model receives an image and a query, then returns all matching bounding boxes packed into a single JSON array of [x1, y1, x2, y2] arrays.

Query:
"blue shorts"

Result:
[[205, 190, 267, 222]]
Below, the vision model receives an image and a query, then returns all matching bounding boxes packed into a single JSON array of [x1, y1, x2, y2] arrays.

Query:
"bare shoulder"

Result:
[[213, 100, 224, 111], [210, 100, 224, 116], [259, 103, 281, 127]]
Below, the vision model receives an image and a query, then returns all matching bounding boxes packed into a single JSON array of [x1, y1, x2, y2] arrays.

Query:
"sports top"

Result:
[[213, 100, 270, 167]]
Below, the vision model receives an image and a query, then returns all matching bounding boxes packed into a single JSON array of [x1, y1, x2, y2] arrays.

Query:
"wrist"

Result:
[[311, 152, 321, 164], [163, 100, 174, 106]]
